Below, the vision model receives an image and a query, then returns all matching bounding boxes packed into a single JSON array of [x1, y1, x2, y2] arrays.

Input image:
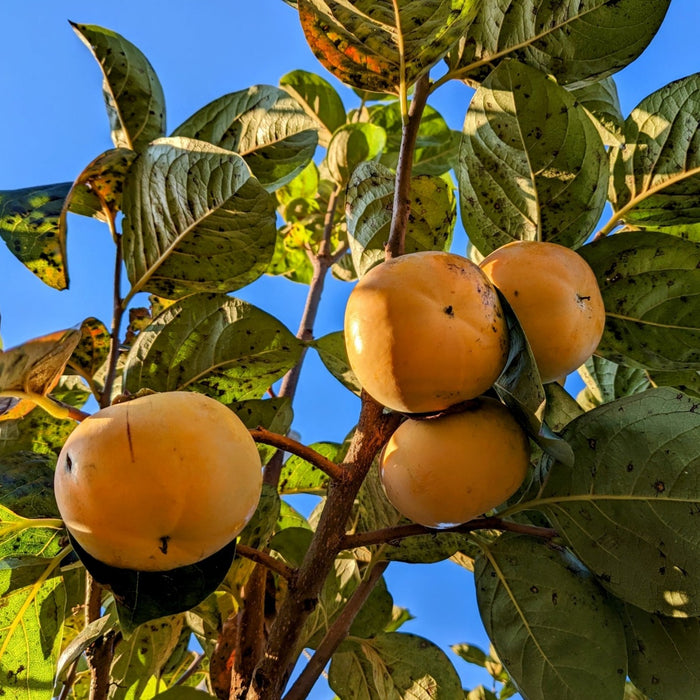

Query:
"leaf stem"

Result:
[[282, 560, 390, 700], [0, 391, 90, 422], [385, 73, 431, 260], [251, 427, 346, 482]]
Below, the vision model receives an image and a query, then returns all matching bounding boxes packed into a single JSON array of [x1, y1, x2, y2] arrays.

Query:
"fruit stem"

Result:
[[385, 73, 431, 260], [282, 559, 389, 700]]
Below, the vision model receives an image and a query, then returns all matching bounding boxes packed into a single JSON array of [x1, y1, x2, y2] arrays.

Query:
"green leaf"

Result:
[[346, 162, 456, 275], [122, 137, 277, 300], [313, 331, 362, 395], [329, 631, 463, 699], [543, 383, 584, 433], [579, 231, 700, 371], [0, 451, 57, 518], [122, 293, 303, 401], [71, 22, 166, 152], [369, 102, 460, 176], [0, 407, 76, 461], [447, 0, 671, 88], [0, 574, 66, 699], [152, 689, 215, 700], [458, 60, 608, 256], [0, 505, 64, 559], [298, 0, 479, 93], [648, 370, 700, 399], [609, 74, 700, 235], [278, 441, 343, 495], [534, 388, 700, 616], [623, 603, 700, 700], [49, 376, 90, 409], [280, 69, 346, 146], [348, 575, 394, 639], [228, 397, 293, 465], [0, 183, 73, 290], [65, 317, 111, 387], [172, 85, 318, 191], [452, 643, 489, 668], [569, 77, 625, 147], [578, 356, 651, 407], [475, 534, 627, 700], [326, 123, 387, 185]]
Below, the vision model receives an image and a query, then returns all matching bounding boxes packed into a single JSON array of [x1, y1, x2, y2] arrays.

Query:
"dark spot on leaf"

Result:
[[654, 480, 665, 493], [530, 585, 539, 593]]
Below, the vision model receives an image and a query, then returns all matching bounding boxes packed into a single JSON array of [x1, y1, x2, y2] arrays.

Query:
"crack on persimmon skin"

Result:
[[65, 454, 73, 472], [125, 409, 135, 462], [159, 535, 171, 554]]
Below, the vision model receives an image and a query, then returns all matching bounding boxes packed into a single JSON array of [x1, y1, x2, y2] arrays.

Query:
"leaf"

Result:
[[609, 74, 700, 234], [446, 0, 671, 88], [278, 441, 343, 495], [543, 383, 584, 433], [475, 534, 627, 700], [65, 317, 111, 386], [228, 397, 293, 464], [280, 69, 346, 146], [369, 102, 459, 176], [122, 292, 303, 401], [0, 406, 76, 460], [313, 331, 362, 395], [172, 85, 318, 191], [458, 59, 608, 257], [569, 77, 625, 147], [0, 183, 73, 290], [122, 137, 277, 300], [326, 123, 387, 185], [452, 643, 489, 668], [534, 388, 700, 616], [579, 231, 700, 371], [623, 603, 700, 700], [346, 162, 456, 275], [0, 573, 66, 699], [0, 505, 64, 559], [49, 376, 90, 409], [328, 631, 463, 699], [578, 356, 651, 407], [152, 689, 215, 700], [298, 0, 479, 93], [649, 370, 700, 399], [0, 451, 58, 518], [71, 22, 166, 151]]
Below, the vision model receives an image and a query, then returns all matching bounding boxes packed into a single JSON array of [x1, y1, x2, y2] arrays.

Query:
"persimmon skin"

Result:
[[344, 251, 509, 414], [480, 241, 605, 383], [54, 391, 262, 571], [379, 398, 530, 528]]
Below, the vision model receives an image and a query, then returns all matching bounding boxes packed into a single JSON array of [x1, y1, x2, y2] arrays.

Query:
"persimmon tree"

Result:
[[1, 2, 700, 700]]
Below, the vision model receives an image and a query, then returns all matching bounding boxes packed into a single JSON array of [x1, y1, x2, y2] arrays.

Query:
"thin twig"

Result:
[[174, 651, 206, 686], [236, 544, 295, 580], [283, 560, 389, 700], [251, 427, 346, 482], [340, 518, 559, 550]]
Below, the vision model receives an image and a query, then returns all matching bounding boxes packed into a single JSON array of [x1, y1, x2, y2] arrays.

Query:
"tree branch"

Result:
[[385, 73, 431, 260], [236, 544, 295, 580], [282, 560, 389, 700], [340, 518, 559, 550], [251, 427, 346, 482]]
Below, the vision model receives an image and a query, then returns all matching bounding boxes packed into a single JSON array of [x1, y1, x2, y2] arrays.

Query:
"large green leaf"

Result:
[[623, 603, 700, 700], [458, 60, 608, 256], [122, 137, 277, 300], [172, 85, 318, 191], [609, 74, 700, 237], [577, 356, 650, 408], [0, 407, 76, 461], [0, 183, 74, 290], [475, 534, 627, 700], [569, 77, 625, 147], [122, 292, 303, 402], [446, 0, 670, 88], [71, 22, 166, 151], [280, 69, 346, 147], [0, 573, 65, 700], [298, 0, 479, 93], [532, 388, 700, 616], [328, 632, 463, 699], [648, 370, 700, 399], [326, 123, 386, 185], [346, 162, 456, 275], [579, 231, 700, 371]]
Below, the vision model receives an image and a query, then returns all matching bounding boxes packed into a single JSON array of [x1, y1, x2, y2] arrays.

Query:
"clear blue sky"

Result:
[[2, 2, 699, 697]]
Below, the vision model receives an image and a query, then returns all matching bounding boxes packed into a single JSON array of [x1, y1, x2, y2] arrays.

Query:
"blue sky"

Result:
[[2, 1, 699, 697]]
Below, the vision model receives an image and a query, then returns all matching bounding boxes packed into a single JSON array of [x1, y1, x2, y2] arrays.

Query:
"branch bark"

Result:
[[236, 544, 294, 580]]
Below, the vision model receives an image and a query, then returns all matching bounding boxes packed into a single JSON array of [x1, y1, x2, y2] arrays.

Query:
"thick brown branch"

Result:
[[251, 428, 346, 482], [341, 518, 559, 550], [283, 560, 389, 700], [236, 544, 295, 580], [385, 73, 431, 260]]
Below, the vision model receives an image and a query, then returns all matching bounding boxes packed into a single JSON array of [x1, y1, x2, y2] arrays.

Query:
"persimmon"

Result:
[[379, 397, 530, 528], [344, 251, 509, 414], [54, 391, 262, 571], [480, 240, 605, 383]]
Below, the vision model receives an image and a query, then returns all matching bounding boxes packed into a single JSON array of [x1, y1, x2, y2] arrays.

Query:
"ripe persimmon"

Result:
[[480, 240, 605, 383], [379, 397, 530, 528], [344, 251, 509, 414], [54, 391, 262, 571]]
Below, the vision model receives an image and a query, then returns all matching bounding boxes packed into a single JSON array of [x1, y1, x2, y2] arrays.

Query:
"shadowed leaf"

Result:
[[569, 77, 625, 147], [313, 331, 361, 395], [578, 356, 650, 407], [326, 122, 386, 185]]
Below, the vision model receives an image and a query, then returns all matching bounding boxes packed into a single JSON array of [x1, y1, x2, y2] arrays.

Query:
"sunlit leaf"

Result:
[[579, 231, 700, 371], [65, 317, 111, 389], [326, 123, 386, 185], [71, 22, 166, 151], [122, 137, 277, 300], [569, 76, 625, 147], [230, 396, 293, 465], [172, 85, 318, 191], [278, 441, 343, 495], [122, 292, 304, 401], [0, 451, 57, 518], [312, 331, 362, 395], [458, 60, 608, 256]]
